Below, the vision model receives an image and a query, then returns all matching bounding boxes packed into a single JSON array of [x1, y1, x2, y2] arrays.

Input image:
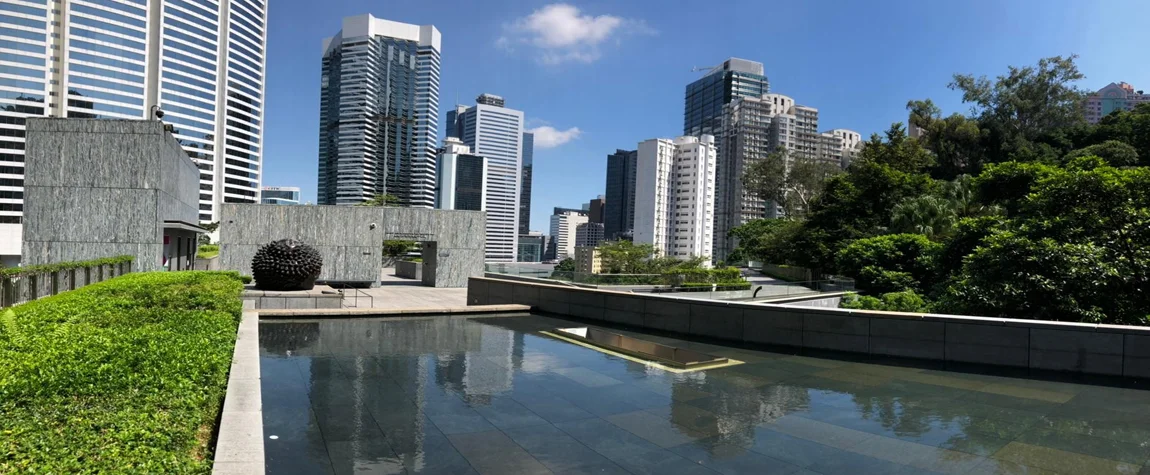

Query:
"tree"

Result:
[[948, 55, 1087, 163], [1062, 140, 1139, 167], [357, 194, 401, 207], [1091, 103, 1150, 166], [889, 195, 957, 239], [939, 160, 1150, 325], [790, 124, 936, 272], [836, 234, 941, 294], [382, 240, 415, 258], [554, 258, 575, 272], [726, 219, 801, 265], [907, 99, 986, 179], [597, 240, 655, 274], [742, 149, 841, 218]]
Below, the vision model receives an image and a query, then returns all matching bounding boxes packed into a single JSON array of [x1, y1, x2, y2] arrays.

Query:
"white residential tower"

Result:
[[634, 135, 716, 264]]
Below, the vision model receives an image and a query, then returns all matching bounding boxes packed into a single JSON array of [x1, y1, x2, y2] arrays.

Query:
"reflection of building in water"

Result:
[[671, 375, 810, 449], [461, 325, 516, 400]]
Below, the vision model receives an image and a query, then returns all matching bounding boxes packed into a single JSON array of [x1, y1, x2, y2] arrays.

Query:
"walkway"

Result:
[[338, 268, 467, 309]]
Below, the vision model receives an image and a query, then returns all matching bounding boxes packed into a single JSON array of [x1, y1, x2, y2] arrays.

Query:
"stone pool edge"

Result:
[[256, 304, 530, 319], [212, 310, 264, 475]]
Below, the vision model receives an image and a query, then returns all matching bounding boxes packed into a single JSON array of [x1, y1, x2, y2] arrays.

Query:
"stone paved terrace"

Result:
[[337, 269, 468, 309]]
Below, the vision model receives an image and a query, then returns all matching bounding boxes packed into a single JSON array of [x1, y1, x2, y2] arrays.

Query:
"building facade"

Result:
[[261, 186, 300, 205], [519, 131, 533, 234], [574, 221, 604, 248], [445, 94, 523, 263], [548, 210, 587, 261], [435, 137, 486, 211], [574, 246, 601, 274], [586, 195, 604, 224], [634, 136, 716, 264], [684, 58, 769, 138], [0, 0, 268, 265], [1084, 82, 1150, 124], [603, 149, 637, 241], [516, 232, 543, 262], [715, 93, 858, 260], [317, 14, 441, 208]]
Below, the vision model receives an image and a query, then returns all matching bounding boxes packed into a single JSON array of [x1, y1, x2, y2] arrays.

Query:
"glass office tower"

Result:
[[317, 14, 441, 208], [683, 58, 768, 137], [0, 0, 267, 265]]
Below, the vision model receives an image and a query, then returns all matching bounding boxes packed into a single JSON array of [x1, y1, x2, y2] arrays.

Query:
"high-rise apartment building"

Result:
[[603, 149, 637, 240], [0, 0, 268, 265], [445, 94, 524, 262], [1084, 82, 1150, 124], [684, 58, 768, 138], [634, 136, 716, 264], [435, 137, 486, 211], [575, 222, 604, 248], [519, 131, 533, 234], [549, 210, 587, 260], [714, 93, 859, 260], [317, 14, 440, 208], [261, 187, 300, 205]]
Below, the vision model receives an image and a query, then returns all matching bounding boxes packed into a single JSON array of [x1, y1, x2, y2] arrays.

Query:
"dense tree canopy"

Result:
[[733, 55, 1150, 325]]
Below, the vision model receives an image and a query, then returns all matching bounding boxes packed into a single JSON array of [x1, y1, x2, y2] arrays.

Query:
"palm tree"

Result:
[[890, 195, 957, 239]]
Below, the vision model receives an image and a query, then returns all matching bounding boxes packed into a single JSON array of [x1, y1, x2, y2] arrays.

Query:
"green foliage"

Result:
[[793, 125, 937, 271], [382, 240, 416, 258], [0, 255, 135, 278], [357, 194, 401, 207], [727, 219, 802, 265], [890, 195, 957, 239], [972, 161, 1056, 214], [197, 244, 219, 259], [0, 272, 243, 473], [1063, 140, 1139, 167], [554, 258, 575, 273], [741, 149, 842, 218], [662, 267, 744, 285], [836, 234, 941, 294], [597, 240, 655, 273], [1089, 103, 1150, 165], [936, 216, 1003, 277], [841, 290, 930, 313]]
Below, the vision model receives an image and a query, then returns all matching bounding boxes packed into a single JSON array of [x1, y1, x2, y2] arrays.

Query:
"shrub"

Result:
[[841, 290, 930, 313], [836, 234, 941, 294], [197, 244, 219, 259], [0, 271, 243, 473], [0, 255, 134, 278], [662, 267, 744, 286]]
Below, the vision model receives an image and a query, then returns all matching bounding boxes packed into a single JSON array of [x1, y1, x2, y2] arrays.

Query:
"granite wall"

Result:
[[469, 276, 1150, 378], [21, 119, 200, 271], [218, 205, 485, 287]]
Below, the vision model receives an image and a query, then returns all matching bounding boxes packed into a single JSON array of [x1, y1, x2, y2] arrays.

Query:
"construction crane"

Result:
[[690, 64, 720, 74]]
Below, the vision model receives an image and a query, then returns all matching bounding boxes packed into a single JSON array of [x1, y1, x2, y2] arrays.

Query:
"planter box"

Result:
[[395, 260, 422, 280]]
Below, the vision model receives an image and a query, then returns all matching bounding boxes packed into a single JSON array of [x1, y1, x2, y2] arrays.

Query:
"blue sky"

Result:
[[261, 0, 1150, 233]]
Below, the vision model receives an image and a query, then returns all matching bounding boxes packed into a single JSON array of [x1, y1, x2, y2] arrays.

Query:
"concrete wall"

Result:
[[21, 119, 199, 271], [395, 260, 421, 280], [468, 276, 1150, 378], [219, 205, 484, 287]]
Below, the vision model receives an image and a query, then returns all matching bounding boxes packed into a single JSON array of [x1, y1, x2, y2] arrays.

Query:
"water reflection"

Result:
[[259, 315, 1150, 475]]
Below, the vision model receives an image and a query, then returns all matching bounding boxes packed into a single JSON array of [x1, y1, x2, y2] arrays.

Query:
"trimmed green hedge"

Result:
[[197, 244, 219, 259], [0, 271, 244, 473], [0, 255, 135, 278], [662, 267, 745, 286]]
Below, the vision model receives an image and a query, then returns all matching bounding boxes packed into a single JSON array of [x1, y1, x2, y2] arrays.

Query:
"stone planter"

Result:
[[395, 260, 422, 280], [54, 269, 73, 293], [34, 272, 52, 300]]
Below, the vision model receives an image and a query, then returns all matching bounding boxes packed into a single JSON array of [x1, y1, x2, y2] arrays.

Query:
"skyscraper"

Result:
[[1084, 82, 1150, 124], [446, 94, 524, 262], [519, 131, 533, 234], [0, 0, 268, 266], [549, 210, 588, 260], [634, 136, 716, 264], [435, 137, 486, 211], [715, 93, 859, 260], [575, 222, 604, 248], [317, 14, 441, 208], [684, 58, 769, 137], [603, 149, 637, 240], [586, 195, 604, 224]]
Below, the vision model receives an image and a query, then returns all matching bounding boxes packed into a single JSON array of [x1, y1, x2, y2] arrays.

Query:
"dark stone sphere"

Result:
[[251, 239, 323, 291]]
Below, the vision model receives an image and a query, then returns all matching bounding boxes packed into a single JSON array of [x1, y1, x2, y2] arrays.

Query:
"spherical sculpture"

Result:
[[251, 239, 323, 291]]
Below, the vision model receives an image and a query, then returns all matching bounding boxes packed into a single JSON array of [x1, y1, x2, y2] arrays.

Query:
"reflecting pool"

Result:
[[259, 314, 1150, 475]]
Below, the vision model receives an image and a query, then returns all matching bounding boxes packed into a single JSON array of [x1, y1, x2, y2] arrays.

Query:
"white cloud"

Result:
[[528, 126, 582, 148], [499, 3, 652, 64]]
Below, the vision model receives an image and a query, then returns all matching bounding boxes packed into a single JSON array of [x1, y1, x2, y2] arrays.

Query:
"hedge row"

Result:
[[0, 255, 135, 277], [662, 267, 745, 286], [0, 271, 244, 473]]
